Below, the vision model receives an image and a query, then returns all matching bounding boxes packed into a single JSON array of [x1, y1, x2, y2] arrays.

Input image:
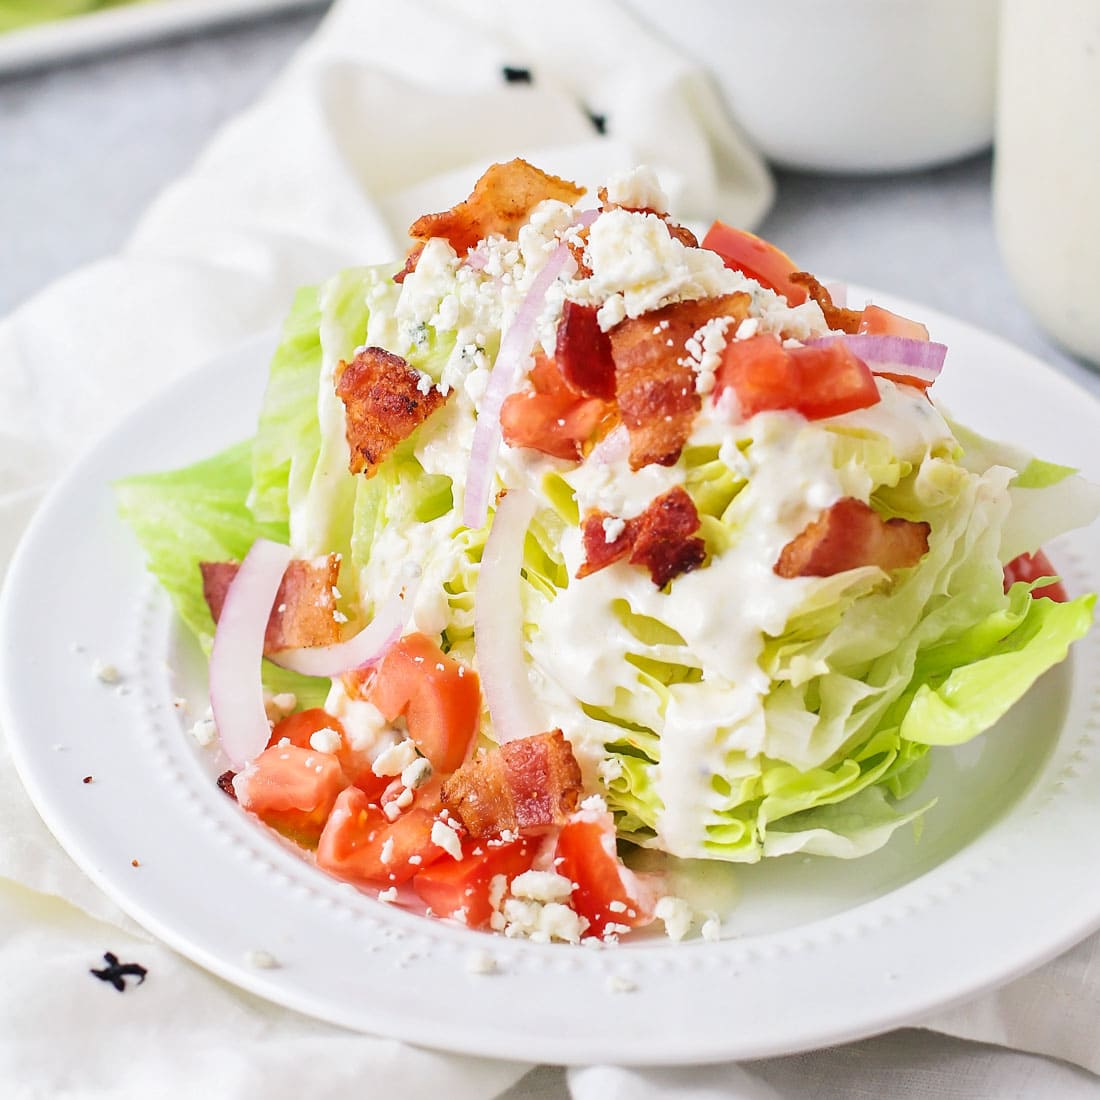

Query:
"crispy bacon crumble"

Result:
[[406, 158, 584, 260], [789, 271, 863, 335], [440, 730, 583, 838], [774, 497, 931, 579], [579, 486, 707, 587], [335, 347, 447, 476], [200, 554, 342, 652], [610, 293, 751, 469]]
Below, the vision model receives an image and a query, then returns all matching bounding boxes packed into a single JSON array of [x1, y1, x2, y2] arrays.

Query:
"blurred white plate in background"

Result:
[[0, 0, 328, 74]]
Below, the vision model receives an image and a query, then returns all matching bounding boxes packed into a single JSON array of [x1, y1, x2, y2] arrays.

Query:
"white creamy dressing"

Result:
[[533, 410, 846, 856], [834, 378, 956, 460], [308, 185, 968, 861]]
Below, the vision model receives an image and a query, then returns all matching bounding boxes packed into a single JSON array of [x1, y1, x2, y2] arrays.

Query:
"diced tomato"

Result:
[[1003, 549, 1068, 602], [367, 633, 481, 774], [500, 389, 606, 460], [316, 787, 450, 886], [412, 834, 537, 927], [701, 221, 808, 306], [381, 773, 445, 818], [857, 303, 930, 341], [269, 708, 388, 799], [268, 708, 339, 750], [529, 354, 572, 398], [501, 352, 609, 460], [236, 744, 349, 849], [714, 333, 880, 420], [555, 807, 653, 937]]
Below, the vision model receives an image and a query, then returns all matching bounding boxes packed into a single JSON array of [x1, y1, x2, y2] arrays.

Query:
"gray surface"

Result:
[[761, 156, 1100, 402], [2, 8, 1098, 405], [0, 7, 326, 314], [1, 12, 1098, 1100]]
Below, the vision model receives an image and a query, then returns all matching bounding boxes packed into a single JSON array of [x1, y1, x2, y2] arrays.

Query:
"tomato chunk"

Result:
[[412, 834, 537, 927], [858, 303, 930, 341], [316, 787, 450, 886], [501, 389, 606, 460], [555, 806, 653, 937], [714, 333, 880, 420], [236, 744, 348, 849], [269, 708, 340, 750], [1003, 549, 1068, 602], [269, 708, 388, 799], [701, 221, 808, 306], [501, 352, 608, 460], [368, 633, 481, 774]]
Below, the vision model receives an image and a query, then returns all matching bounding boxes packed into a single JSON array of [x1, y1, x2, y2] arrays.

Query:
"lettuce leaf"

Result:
[[248, 285, 324, 526], [0, 0, 145, 32], [115, 442, 328, 708], [557, 409, 1098, 864]]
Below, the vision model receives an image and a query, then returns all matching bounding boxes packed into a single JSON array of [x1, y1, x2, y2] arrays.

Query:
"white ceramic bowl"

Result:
[[624, 0, 999, 174]]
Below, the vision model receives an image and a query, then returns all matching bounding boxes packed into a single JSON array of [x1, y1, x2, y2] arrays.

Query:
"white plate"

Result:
[[0, 0, 326, 74], [3, 291, 1100, 1065]]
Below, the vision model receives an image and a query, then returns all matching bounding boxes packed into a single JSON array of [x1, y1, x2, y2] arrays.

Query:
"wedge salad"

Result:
[[118, 160, 1099, 943]]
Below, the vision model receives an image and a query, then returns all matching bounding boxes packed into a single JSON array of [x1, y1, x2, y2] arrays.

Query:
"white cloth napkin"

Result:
[[0, 1, 1097, 1097]]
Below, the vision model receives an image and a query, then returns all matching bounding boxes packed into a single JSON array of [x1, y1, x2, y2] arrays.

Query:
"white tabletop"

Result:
[[2, 9, 1099, 1099]]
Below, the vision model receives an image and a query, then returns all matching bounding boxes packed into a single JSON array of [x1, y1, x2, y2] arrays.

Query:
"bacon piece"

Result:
[[335, 347, 447, 476], [408, 159, 584, 256], [392, 242, 424, 284], [566, 225, 593, 279], [789, 271, 863, 335], [578, 486, 706, 587], [201, 554, 342, 652], [440, 730, 583, 839], [774, 498, 930, 579], [664, 220, 700, 249], [578, 513, 634, 577], [610, 293, 751, 469], [630, 487, 708, 586], [556, 300, 615, 400]]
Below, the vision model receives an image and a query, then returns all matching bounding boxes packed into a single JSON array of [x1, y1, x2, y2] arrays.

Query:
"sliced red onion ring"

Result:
[[269, 567, 422, 678], [475, 487, 543, 742], [808, 333, 947, 385], [462, 208, 601, 530], [209, 538, 292, 769]]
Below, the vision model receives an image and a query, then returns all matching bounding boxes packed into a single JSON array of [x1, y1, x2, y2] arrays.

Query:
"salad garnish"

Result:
[[117, 159, 1099, 943]]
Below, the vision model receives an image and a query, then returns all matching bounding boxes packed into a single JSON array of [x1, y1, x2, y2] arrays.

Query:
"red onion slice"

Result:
[[462, 247, 576, 529], [269, 567, 422, 678], [475, 487, 543, 742], [808, 333, 947, 385], [462, 209, 601, 531], [209, 538, 292, 769], [589, 423, 629, 466]]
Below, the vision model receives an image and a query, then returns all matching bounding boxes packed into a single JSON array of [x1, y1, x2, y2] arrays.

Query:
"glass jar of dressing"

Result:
[[995, 0, 1100, 367]]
